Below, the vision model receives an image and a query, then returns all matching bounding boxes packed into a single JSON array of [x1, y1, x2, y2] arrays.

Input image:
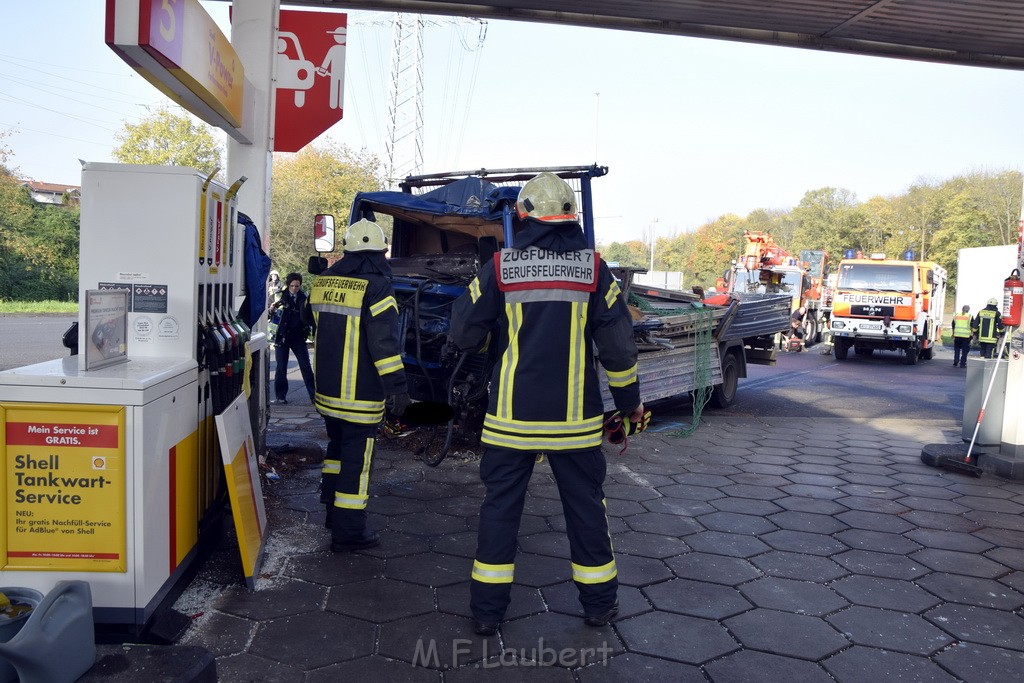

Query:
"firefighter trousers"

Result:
[[470, 446, 618, 623], [321, 416, 378, 541]]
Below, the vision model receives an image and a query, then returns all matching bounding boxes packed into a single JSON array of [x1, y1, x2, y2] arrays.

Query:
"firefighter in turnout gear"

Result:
[[973, 297, 1004, 359], [951, 304, 972, 368], [451, 172, 643, 635], [304, 219, 410, 551]]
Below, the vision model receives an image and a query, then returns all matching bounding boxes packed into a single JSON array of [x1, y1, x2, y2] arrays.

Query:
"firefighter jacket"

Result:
[[451, 221, 641, 452], [952, 313, 972, 338], [306, 260, 408, 424], [974, 306, 1004, 344]]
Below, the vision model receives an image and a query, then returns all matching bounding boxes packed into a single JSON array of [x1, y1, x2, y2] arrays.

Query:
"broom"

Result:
[[937, 327, 1011, 477]]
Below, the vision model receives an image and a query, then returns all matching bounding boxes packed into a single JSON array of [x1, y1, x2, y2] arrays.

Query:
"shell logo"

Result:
[[92, 457, 107, 470]]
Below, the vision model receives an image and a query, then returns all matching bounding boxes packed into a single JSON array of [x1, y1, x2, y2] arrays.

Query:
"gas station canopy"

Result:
[[275, 0, 1024, 70]]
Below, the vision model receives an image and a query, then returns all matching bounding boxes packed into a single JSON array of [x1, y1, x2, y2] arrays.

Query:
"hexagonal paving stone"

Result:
[[519, 532, 571, 559], [724, 609, 848, 661], [957, 495, 1024, 514], [917, 572, 1024, 610], [378, 612, 496, 668], [911, 548, 1010, 579], [617, 612, 738, 664], [837, 483, 902, 500], [605, 498, 649, 517], [541, 581, 651, 621], [672, 472, 733, 487], [781, 484, 846, 500], [709, 496, 784, 516], [179, 611, 254, 657], [835, 510, 915, 534], [924, 603, 1024, 649], [615, 553, 674, 587], [986, 546, 1024, 571], [774, 496, 848, 515], [934, 642, 1024, 681], [575, 652, 705, 682], [729, 472, 791, 487], [327, 577, 435, 621], [430, 530, 478, 559], [386, 552, 473, 587], [973, 526, 1024, 549], [499, 611, 625, 665], [705, 649, 835, 683], [306, 655, 440, 682], [903, 528, 993, 553], [684, 531, 771, 558], [213, 654, 305, 681], [641, 497, 715, 516], [739, 577, 848, 616], [603, 483, 663, 502], [390, 481, 461, 501], [696, 511, 779, 535], [656, 484, 726, 501], [768, 511, 849, 535], [511, 553, 571, 587], [369, 494, 428, 516], [643, 578, 751, 619], [447, 662, 576, 681], [387, 511, 467, 537], [830, 575, 937, 616], [249, 611, 376, 669], [897, 496, 970, 515], [358, 531, 432, 559], [822, 645, 958, 682], [436, 581, 545, 620], [970, 509, 1024, 532], [666, 553, 762, 586], [432, 495, 483, 518], [610, 531, 689, 559], [719, 484, 788, 501], [285, 552, 386, 586], [826, 605, 952, 655], [214, 579, 326, 620], [832, 550, 929, 580], [833, 529, 922, 554], [622, 512, 703, 537], [900, 510, 981, 533], [760, 530, 848, 556], [751, 552, 848, 582], [836, 497, 909, 515]]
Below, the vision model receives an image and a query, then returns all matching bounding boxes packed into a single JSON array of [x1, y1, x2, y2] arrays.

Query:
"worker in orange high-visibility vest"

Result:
[[951, 305, 972, 368]]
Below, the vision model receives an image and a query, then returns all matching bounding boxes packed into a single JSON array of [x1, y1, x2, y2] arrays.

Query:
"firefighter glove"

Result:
[[388, 393, 412, 417]]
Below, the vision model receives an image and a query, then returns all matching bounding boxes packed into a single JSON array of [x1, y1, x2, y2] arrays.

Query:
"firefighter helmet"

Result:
[[988, 297, 998, 306], [516, 172, 577, 223], [342, 219, 388, 253]]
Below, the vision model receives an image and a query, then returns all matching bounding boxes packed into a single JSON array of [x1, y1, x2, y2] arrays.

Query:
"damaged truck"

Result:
[[313, 165, 791, 464]]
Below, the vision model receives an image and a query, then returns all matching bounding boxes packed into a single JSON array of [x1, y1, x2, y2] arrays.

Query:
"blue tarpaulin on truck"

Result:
[[350, 177, 520, 226]]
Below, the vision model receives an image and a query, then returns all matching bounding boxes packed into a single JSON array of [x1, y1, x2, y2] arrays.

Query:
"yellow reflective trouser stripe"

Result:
[[566, 301, 586, 422], [605, 280, 621, 308], [343, 317, 359, 399], [322, 458, 340, 475], [355, 437, 373, 505], [472, 560, 514, 584], [374, 354, 403, 375], [334, 491, 368, 509], [571, 560, 617, 584], [498, 303, 522, 419], [484, 414, 603, 433], [370, 296, 397, 317], [481, 427, 603, 451], [606, 363, 638, 388], [469, 277, 482, 303]]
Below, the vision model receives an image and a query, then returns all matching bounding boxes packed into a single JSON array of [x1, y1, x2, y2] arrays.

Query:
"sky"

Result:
[[4, 1, 1024, 245]]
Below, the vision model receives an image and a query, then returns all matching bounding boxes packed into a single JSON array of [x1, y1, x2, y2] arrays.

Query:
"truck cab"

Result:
[[829, 253, 947, 365]]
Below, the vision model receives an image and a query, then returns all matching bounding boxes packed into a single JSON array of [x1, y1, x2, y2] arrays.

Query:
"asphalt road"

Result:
[[0, 314, 76, 371], [1, 317, 967, 426], [648, 340, 966, 426]]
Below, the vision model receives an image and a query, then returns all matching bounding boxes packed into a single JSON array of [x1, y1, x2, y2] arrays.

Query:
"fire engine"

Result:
[[829, 251, 947, 365]]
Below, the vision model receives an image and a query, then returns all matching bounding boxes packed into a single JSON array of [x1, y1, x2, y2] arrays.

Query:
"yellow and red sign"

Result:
[[1, 404, 126, 572]]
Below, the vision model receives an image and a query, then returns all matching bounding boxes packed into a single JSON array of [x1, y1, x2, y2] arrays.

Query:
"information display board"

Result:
[[0, 404, 127, 572]]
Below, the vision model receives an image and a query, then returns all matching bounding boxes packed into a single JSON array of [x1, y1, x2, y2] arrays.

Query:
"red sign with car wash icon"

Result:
[[274, 10, 347, 152]]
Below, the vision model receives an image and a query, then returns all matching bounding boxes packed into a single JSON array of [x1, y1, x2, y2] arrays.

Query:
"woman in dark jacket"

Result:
[[271, 272, 316, 404]]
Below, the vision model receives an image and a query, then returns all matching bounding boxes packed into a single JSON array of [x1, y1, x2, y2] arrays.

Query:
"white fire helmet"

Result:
[[516, 172, 578, 223], [343, 219, 389, 253]]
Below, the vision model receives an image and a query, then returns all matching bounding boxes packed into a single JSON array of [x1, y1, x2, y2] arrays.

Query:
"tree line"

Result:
[[599, 170, 1022, 294], [3, 107, 1020, 301]]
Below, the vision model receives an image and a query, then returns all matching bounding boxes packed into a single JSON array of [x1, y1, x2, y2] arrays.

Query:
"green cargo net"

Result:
[[627, 292, 695, 317]]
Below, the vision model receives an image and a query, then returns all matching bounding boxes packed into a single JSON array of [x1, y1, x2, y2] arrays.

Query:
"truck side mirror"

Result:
[[314, 214, 335, 253]]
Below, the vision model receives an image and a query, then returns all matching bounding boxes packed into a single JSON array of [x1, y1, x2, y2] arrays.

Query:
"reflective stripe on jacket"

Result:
[[952, 314, 972, 338], [308, 272, 407, 423]]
